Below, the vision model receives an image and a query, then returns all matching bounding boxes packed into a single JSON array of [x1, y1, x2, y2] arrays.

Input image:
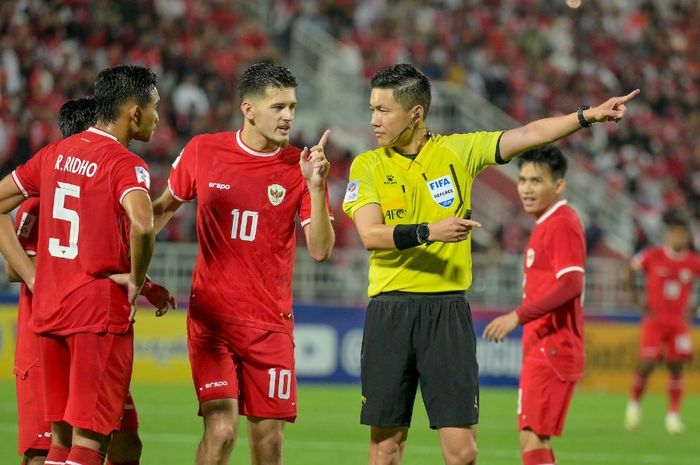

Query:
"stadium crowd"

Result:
[[2, 0, 699, 249]]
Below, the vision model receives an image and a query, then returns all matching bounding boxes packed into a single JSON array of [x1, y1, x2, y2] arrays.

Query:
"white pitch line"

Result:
[[0, 424, 695, 465]]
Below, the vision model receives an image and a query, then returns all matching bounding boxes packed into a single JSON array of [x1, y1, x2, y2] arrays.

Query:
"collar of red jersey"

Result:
[[536, 199, 567, 224], [236, 130, 281, 157], [662, 246, 690, 261], [87, 127, 118, 142]]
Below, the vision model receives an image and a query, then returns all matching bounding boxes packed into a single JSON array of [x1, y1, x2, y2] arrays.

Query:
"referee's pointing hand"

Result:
[[428, 216, 481, 243]]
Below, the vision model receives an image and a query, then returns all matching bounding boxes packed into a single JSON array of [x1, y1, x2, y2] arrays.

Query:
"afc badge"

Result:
[[268, 184, 286, 206], [426, 175, 455, 208], [525, 248, 535, 268]]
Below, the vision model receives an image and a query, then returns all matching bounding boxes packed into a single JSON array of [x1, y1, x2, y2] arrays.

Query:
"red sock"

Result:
[[45, 445, 70, 464], [631, 371, 649, 402], [523, 448, 556, 465], [65, 445, 105, 465], [106, 461, 140, 465], [668, 372, 683, 413]]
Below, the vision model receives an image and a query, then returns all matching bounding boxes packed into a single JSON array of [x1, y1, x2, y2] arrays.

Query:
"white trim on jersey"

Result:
[[119, 186, 149, 205], [536, 199, 568, 224], [236, 129, 281, 157], [11, 171, 28, 198], [167, 179, 191, 203], [556, 266, 585, 279], [87, 126, 118, 142], [45, 462, 64, 465], [25, 250, 37, 256], [300, 215, 335, 228]]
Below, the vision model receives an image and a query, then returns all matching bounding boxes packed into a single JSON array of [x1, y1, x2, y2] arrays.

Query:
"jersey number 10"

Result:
[[231, 209, 259, 241]]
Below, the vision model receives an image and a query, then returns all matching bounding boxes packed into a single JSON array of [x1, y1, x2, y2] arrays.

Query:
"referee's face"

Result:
[[517, 162, 565, 217], [369, 88, 413, 147]]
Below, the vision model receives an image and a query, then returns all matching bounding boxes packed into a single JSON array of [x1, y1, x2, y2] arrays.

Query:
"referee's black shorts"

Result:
[[360, 291, 479, 429]]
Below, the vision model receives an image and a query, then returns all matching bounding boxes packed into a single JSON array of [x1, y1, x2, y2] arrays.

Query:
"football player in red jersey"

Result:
[[152, 62, 334, 465], [484, 146, 586, 465], [0, 65, 158, 465], [624, 210, 700, 434]]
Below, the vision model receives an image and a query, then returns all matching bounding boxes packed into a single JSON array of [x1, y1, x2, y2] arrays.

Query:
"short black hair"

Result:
[[663, 209, 689, 229], [239, 62, 298, 100], [517, 146, 568, 180], [370, 64, 432, 115], [94, 65, 157, 124], [58, 96, 96, 137]]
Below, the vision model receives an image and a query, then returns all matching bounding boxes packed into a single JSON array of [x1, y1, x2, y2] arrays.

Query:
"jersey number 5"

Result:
[[48, 182, 80, 259]]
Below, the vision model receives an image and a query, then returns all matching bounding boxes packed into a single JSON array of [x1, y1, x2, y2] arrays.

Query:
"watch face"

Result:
[[418, 224, 430, 241]]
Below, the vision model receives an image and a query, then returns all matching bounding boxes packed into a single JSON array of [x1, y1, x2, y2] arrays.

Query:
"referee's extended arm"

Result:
[[352, 203, 481, 251]]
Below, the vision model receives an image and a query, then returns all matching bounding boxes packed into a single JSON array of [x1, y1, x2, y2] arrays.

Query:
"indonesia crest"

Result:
[[268, 184, 286, 206], [426, 175, 455, 207]]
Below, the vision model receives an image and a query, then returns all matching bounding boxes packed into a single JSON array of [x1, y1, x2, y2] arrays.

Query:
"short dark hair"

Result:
[[94, 65, 157, 124], [239, 62, 298, 100], [58, 96, 96, 137], [517, 146, 568, 180], [662, 209, 689, 229], [370, 64, 432, 115]]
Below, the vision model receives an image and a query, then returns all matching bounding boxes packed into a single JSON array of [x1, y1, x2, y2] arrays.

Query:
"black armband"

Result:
[[393, 224, 421, 250]]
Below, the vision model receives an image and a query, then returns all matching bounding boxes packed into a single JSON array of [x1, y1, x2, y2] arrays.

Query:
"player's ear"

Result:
[[241, 101, 255, 121], [555, 177, 567, 194], [127, 103, 141, 126]]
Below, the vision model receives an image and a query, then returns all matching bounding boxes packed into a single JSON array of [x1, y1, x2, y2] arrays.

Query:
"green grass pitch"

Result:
[[0, 381, 697, 464]]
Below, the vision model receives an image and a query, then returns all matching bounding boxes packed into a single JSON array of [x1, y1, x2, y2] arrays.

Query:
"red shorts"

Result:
[[118, 391, 139, 431], [639, 319, 692, 362], [15, 366, 51, 455], [518, 359, 576, 437], [187, 315, 297, 421], [39, 329, 134, 435]]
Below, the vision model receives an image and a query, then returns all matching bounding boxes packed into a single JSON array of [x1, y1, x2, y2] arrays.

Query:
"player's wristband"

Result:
[[393, 224, 421, 250], [577, 105, 592, 128]]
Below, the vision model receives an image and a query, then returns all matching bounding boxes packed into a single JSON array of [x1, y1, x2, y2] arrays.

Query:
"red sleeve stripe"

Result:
[[11, 171, 28, 198], [119, 186, 149, 205], [555, 266, 585, 279]]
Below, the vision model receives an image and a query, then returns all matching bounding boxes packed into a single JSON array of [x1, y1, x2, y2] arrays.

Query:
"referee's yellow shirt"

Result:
[[343, 131, 504, 297]]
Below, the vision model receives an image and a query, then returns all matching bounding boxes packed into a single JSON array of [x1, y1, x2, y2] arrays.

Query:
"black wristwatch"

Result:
[[577, 105, 592, 128], [416, 223, 431, 244]]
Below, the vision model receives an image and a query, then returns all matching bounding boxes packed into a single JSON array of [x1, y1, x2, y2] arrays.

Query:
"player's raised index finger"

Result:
[[317, 129, 331, 147], [619, 88, 640, 103]]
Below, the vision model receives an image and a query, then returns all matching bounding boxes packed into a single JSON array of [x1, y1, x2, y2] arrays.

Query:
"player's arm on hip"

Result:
[[122, 189, 155, 289], [0, 177, 34, 288], [152, 189, 183, 235]]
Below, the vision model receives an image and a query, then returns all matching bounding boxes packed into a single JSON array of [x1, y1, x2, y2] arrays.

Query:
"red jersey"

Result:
[[12, 127, 151, 335], [168, 130, 332, 333], [521, 200, 586, 381], [13, 198, 40, 376], [632, 246, 700, 322]]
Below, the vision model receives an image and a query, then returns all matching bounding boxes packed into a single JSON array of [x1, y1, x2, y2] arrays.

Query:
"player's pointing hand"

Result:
[[300, 129, 331, 190]]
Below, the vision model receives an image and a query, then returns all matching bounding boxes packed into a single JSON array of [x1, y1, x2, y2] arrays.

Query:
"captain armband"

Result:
[[393, 224, 421, 250]]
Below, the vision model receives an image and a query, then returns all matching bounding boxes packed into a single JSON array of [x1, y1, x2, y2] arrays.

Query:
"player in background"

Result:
[[343, 63, 636, 465], [484, 147, 586, 465], [6, 95, 174, 465], [0, 65, 158, 465], [151, 62, 334, 465], [624, 211, 700, 434]]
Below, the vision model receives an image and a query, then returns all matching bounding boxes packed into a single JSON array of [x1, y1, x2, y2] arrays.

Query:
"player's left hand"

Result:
[[300, 129, 331, 189], [483, 311, 520, 343], [107, 272, 145, 322], [587, 89, 640, 123], [141, 278, 177, 317]]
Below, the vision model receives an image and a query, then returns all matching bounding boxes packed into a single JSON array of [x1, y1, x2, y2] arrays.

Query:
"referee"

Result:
[[342, 63, 638, 465]]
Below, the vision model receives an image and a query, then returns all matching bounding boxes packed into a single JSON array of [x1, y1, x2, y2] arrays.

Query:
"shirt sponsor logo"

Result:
[[344, 180, 359, 202], [526, 248, 535, 268], [268, 184, 286, 206], [208, 182, 230, 190], [426, 175, 455, 207], [135, 166, 150, 189], [384, 174, 397, 185]]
